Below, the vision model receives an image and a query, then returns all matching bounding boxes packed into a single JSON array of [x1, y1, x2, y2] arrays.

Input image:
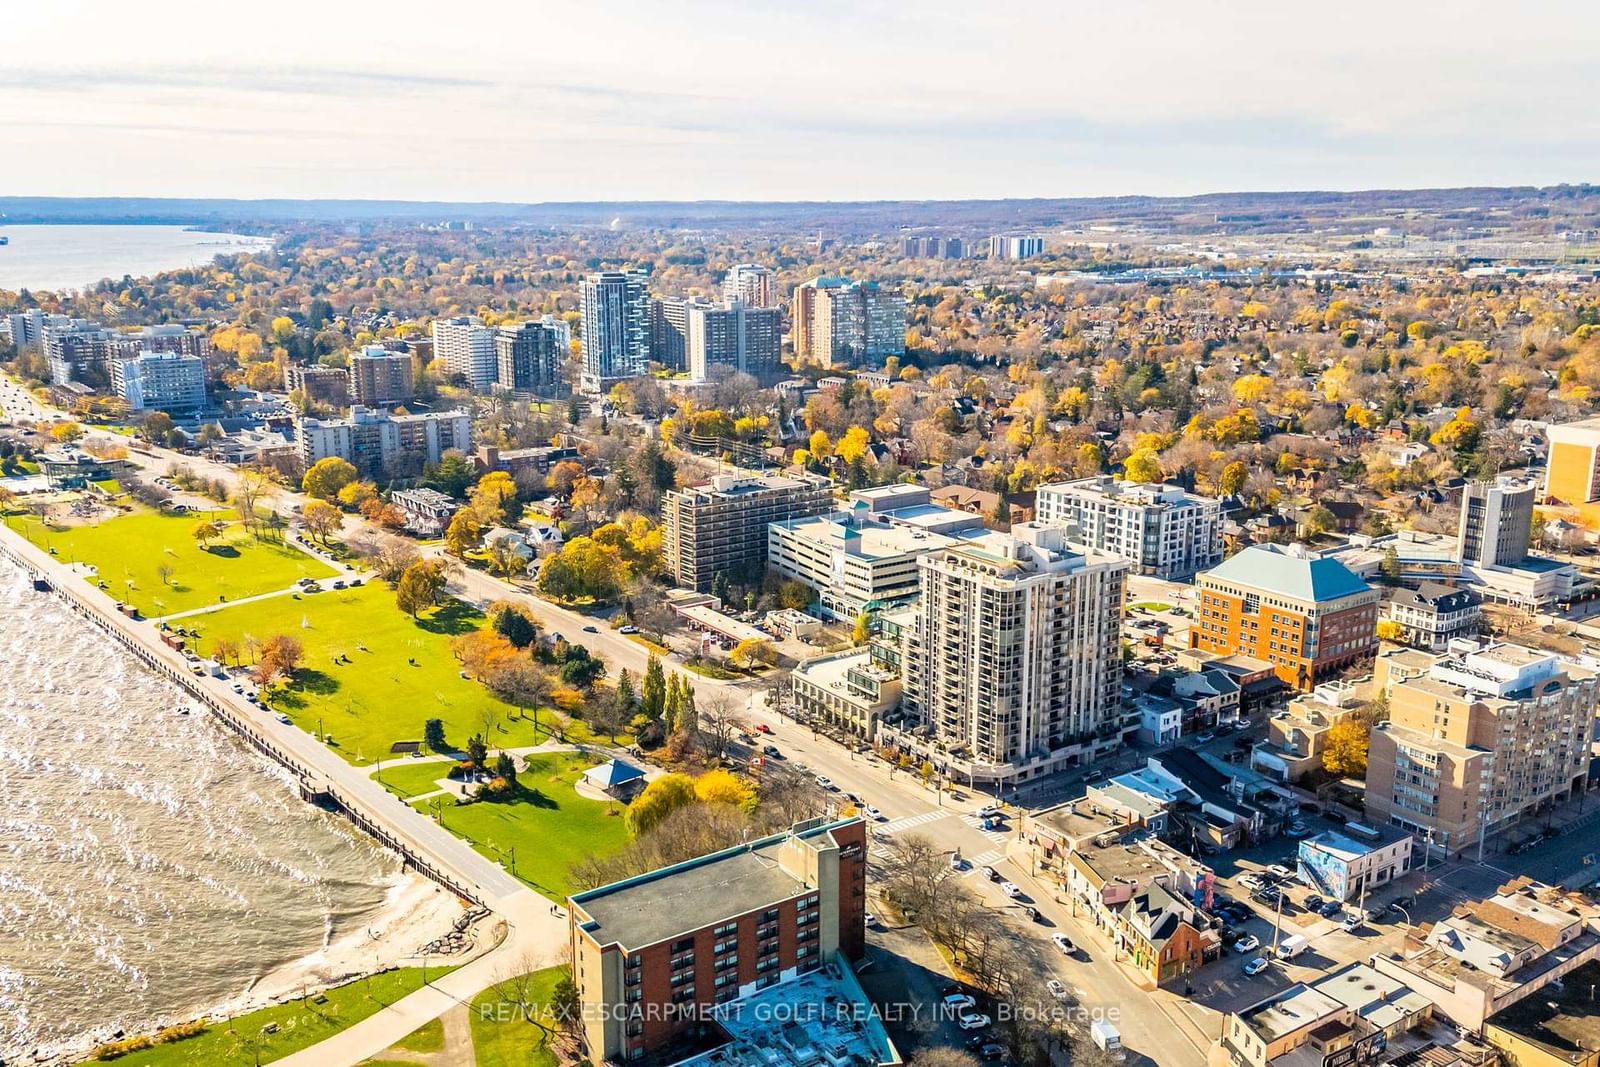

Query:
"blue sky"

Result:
[[4, 0, 1596, 201]]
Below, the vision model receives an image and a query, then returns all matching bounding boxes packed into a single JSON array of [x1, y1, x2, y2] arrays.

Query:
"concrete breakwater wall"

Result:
[[0, 526, 482, 906]]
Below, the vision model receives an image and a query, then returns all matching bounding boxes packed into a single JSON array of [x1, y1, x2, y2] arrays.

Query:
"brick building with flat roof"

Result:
[[568, 816, 870, 1064]]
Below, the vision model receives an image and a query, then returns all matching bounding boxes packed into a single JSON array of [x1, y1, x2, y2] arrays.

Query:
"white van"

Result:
[[1091, 1019, 1124, 1059], [1276, 934, 1309, 959]]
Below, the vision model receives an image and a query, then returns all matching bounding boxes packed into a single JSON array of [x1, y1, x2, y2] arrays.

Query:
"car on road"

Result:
[[1286, 823, 1311, 838], [276, 713, 291, 725], [815, 775, 835, 790], [977, 804, 1000, 818], [1342, 912, 1364, 932], [1000, 881, 1023, 898], [1052, 933, 1075, 954], [619, 625, 639, 634], [1244, 957, 1270, 976], [755, 723, 772, 733], [582, 625, 599, 633], [981, 865, 1001, 882], [863, 805, 884, 820], [762, 744, 781, 757], [949, 855, 967, 871], [1366, 907, 1386, 923], [1390, 894, 1414, 909], [1233, 934, 1260, 954], [943, 993, 976, 1011], [865, 912, 881, 928], [1047, 979, 1070, 1000], [1193, 730, 1216, 743], [958, 1012, 992, 1031]]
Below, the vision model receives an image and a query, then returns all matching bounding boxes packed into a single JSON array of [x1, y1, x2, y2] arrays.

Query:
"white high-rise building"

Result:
[[901, 523, 1129, 785], [1035, 476, 1223, 580], [111, 350, 207, 414], [721, 263, 777, 308], [580, 270, 650, 393], [430, 316, 497, 390]]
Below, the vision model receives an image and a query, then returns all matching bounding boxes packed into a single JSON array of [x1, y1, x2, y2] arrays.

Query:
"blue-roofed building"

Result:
[[1193, 543, 1379, 691]]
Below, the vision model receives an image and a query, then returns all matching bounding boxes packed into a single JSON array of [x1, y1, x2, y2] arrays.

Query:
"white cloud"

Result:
[[3, 0, 1596, 200]]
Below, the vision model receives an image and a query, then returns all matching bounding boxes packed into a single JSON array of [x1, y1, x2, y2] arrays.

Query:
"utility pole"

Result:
[[1270, 887, 1285, 960]]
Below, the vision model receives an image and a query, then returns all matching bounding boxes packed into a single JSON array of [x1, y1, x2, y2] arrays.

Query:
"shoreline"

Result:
[[0, 535, 469, 1065]]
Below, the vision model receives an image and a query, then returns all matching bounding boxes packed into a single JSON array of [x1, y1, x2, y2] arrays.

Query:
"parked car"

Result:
[[958, 1012, 992, 1031], [978, 1042, 1008, 1062], [864, 805, 884, 821], [582, 625, 599, 634], [1000, 882, 1023, 898], [865, 913, 881, 928], [981, 865, 1001, 883], [1052, 933, 1075, 954], [1267, 865, 1293, 880], [619, 625, 639, 634], [943, 993, 976, 1011], [815, 775, 835, 790], [755, 723, 772, 733], [1342, 912, 1364, 932], [1320, 900, 1344, 918], [1233, 934, 1261, 954], [977, 805, 1001, 819], [1047, 979, 1070, 1000], [1239, 875, 1266, 892], [1306, 895, 1325, 913], [1244, 957, 1270, 976], [1287, 823, 1311, 838], [949, 854, 967, 871]]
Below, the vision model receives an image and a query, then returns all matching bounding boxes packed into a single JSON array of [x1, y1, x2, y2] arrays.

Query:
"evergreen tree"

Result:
[[681, 681, 698, 736], [711, 571, 730, 606], [641, 655, 666, 720], [662, 674, 681, 735], [614, 668, 636, 722]]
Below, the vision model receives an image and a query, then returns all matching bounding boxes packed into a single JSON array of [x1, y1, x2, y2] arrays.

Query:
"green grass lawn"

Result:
[[1131, 601, 1173, 612], [389, 1015, 444, 1054], [6, 505, 336, 617], [374, 759, 461, 800], [104, 968, 438, 1067], [468, 966, 564, 1067], [415, 753, 628, 901], [184, 584, 593, 765]]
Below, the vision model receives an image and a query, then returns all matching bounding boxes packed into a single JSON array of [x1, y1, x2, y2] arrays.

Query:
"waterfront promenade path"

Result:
[[0, 524, 569, 1067]]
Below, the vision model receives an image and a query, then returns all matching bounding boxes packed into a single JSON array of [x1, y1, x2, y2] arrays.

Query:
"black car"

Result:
[[1306, 895, 1325, 913], [979, 1043, 1008, 1062], [1319, 899, 1343, 918]]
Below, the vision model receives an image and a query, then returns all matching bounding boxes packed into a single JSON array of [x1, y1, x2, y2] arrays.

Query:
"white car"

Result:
[[276, 713, 291, 725], [1267, 865, 1293, 880], [865, 912, 881, 929], [864, 805, 884, 820], [1047, 979, 1070, 1000], [1244, 957, 1270, 976], [949, 854, 967, 871], [958, 1012, 991, 1031], [977, 805, 1001, 819], [942, 993, 976, 1011], [1052, 933, 1075, 954], [1341, 912, 1364, 932], [1233, 934, 1260, 954], [1000, 882, 1023, 899], [1239, 875, 1265, 892], [815, 775, 835, 790]]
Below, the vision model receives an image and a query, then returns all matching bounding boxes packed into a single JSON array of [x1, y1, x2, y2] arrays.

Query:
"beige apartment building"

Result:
[[1367, 640, 1596, 857], [662, 471, 834, 591]]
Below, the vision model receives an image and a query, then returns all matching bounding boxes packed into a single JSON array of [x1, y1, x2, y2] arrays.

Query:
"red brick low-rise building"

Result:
[[568, 817, 870, 1064]]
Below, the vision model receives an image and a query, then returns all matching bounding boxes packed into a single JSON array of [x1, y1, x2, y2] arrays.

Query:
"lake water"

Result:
[[0, 560, 442, 1062], [0, 225, 274, 294]]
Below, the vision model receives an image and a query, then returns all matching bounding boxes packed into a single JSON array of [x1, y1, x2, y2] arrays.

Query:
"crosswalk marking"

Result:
[[965, 847, 1005, 869], [881, 809, 951, 834]]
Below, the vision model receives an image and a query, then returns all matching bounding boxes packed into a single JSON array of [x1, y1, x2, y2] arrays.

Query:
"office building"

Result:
[[1035, 476, 1223, 580], [348, 344, 415, 406], [1543, 416, 1600, 506], [110, 351, 207, 415], [430, 316, 497, 390], [1453, 475, 1575, 610], [687, 300, 782, 381], [493, 320, 563, 394], [721, 263, 778, 308], [790, 615, 907, 741], [1216, 965, 1443, 1067], [568, 816, 887, 1066], [790, 278, 905, 368], [295, 406, 471, 479], [1193, 544, 1379, 690], [989, 234, 1044, 259], [649, 296, 690, 371], [1458, 476, 1534, 568], [1367, 639, 1595, 858], [899, 523, 1128, 785], [284, 363, 351, 407], [580, 270, 650, 392], [767, 501, 972, 621], [662, 471, 834, 591], [1252, 680, 1372, 784], [898, 236, 964, 259]]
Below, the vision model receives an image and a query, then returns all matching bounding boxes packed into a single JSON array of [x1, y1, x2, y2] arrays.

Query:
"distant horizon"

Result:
[[6, 1, 1597, 202]]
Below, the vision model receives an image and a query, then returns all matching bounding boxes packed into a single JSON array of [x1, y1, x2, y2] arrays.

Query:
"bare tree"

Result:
[[698, 694, 748, 760]]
